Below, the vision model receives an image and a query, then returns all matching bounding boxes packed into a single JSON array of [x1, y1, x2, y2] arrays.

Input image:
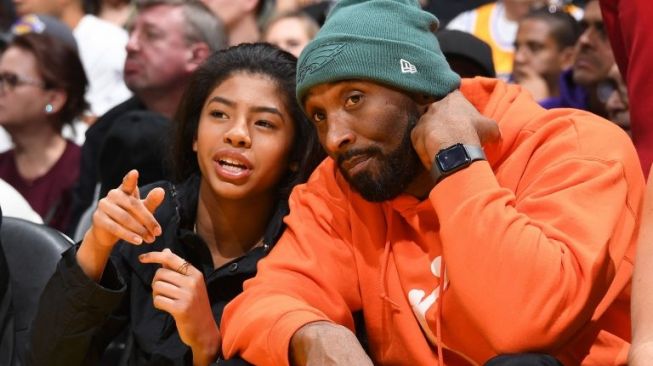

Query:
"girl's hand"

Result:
[[85, 169, 165, 250], [139, 249, 222, 366]]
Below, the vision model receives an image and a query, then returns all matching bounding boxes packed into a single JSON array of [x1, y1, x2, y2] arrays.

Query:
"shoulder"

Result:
[[446, 10, 477, 32], [75, 15, 128, 41]]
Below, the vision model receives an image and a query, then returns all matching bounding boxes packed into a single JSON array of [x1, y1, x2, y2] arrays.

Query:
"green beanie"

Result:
[[296, 0, 460, 104]]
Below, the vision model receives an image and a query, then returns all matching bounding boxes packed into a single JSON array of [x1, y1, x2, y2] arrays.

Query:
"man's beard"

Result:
[[337, 115, 422, 202]]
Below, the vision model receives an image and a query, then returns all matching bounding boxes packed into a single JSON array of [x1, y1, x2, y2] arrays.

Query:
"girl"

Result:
[[29, 43, 324, 366]]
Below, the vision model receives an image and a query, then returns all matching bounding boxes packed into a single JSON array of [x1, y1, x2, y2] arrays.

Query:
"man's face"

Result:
[[572, 0, 614, 87], [513, 18, 572, 85], [12, 0, 60, 17], [303, 80, 423, 202], [124, 4, 194, 95]]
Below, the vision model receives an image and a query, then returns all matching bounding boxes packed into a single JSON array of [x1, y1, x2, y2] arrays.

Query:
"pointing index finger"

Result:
[[119, 169, 140, 198], [139, 248, 187, 272]]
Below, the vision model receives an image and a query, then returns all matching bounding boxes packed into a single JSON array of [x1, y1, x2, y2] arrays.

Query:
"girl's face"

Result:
[[194, 72, 296, 201]]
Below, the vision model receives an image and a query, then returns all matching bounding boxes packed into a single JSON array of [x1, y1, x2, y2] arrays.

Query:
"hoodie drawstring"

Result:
[[379, 216, 401, 310], [437, 259, 446, 366]]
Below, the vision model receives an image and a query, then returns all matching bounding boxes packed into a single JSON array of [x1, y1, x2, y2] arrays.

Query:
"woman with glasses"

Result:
[[0, 32, 88, 231]]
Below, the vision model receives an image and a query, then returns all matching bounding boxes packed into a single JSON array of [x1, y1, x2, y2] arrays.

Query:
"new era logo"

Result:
[[400, 59, 417, 74]]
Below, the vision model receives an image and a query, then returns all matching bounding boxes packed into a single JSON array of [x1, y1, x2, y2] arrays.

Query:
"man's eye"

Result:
[[345, 94, 362, 107], [313, 111, 326, 123]]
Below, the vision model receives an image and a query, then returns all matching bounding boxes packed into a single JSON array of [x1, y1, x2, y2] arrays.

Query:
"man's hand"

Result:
[[139, 249, 221, 366], [411, 90, 500, 171], [289, 321, 373, 366]]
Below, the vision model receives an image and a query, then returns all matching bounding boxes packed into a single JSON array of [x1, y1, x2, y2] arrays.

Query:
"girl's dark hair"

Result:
[[171, 42, 325, 199], [11, 33, 88, 130]]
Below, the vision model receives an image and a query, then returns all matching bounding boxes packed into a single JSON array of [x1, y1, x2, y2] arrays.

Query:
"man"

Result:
[[570, 0, 614, 118], [67, 0, 225, 236], [13, 0, 131, 119], [220, 0, 643, 365], [512, 9, 579, 104]]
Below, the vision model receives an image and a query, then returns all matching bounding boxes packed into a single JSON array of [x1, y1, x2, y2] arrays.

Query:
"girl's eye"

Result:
[[255, 120, 275, 128], [210, 110, 227, 119], [345, 94, 362, 107]]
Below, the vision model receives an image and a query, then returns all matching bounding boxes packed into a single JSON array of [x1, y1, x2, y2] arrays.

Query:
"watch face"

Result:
[[438, 144, 471, 172]]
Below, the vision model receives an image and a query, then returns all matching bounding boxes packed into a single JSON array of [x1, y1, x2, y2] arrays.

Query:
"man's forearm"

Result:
[[289, 321, 373, 366]]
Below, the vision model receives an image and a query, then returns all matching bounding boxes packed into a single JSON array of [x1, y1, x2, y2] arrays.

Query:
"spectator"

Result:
[[0, 14, 83, 152], [436, 29, 495, 78], [220, 0, 643, 365], [0, 32, 87, 232], [67, 0, 225, 237], [447, 0, 582, 80], [263, 10, 319, 58], [28, 43, 324, 366], [569, 0, 614, 117], [597, 64, 629, 136], [512, 8, 580, 103], [14, 0, 131, 119]]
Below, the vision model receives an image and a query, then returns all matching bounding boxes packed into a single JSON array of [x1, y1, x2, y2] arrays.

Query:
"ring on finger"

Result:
[[176, 261, 190, 276]]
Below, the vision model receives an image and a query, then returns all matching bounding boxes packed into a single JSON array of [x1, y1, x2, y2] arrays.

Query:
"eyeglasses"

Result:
[[0, 71, 45, 92]]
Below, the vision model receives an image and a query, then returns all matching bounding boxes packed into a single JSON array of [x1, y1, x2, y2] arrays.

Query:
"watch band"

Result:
[[430, 144, 486, 184]]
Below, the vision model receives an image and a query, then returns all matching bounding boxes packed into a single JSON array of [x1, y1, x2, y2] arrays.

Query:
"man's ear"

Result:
[[414, 94, 437, 105], [186, 42, 211, 72], [413, 94, 437, 114]]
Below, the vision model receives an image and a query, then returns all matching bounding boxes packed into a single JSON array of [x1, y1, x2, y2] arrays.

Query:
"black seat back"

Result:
[[0, 217, 72, 364]]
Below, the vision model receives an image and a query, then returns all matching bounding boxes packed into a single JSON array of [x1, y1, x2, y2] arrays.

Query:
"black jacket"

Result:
[[28, 175, 287, 365]]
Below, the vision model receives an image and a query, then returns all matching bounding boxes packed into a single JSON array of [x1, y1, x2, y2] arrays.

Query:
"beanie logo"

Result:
[[298, 43, 346, 84], [400, 59, 418, 74]]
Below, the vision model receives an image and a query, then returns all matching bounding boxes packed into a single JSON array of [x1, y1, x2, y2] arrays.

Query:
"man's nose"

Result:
[[323, 115, 356, 155]]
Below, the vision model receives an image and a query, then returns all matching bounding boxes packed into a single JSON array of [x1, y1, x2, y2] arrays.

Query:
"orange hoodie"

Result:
[[221, 78, 644, 365]]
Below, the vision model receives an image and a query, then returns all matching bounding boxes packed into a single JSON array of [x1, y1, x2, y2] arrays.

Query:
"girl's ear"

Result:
[[192, 138, 198, 152]]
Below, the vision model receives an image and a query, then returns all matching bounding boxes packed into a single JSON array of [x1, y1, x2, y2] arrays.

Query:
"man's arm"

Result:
[[415, 87, 643, 350], [221, 171, 363, 366], [289, 322, 372, 366]]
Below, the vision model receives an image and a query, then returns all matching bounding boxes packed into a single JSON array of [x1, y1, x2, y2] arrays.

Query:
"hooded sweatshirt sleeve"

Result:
[[429, 81, 644, 352], [221, 165, 363, 366]]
